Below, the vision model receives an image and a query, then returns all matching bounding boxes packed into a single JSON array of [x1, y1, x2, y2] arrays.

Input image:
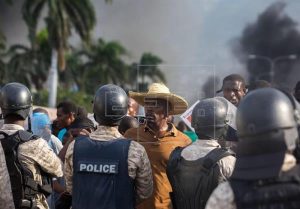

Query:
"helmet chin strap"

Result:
[[27, 107, 33, 133]]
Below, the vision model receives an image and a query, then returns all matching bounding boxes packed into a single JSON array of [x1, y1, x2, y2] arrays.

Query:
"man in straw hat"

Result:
[[124, 83, 191, 209]]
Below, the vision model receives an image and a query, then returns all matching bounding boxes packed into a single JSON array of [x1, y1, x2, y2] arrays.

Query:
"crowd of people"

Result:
[[1, 73, 300, 209]]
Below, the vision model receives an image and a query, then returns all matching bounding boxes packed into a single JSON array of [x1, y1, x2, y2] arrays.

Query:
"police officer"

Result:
[[206, 88, 300, 209], [0, 82, 63, 209], [64, 84, 153, 209], [166, 97, 236, 209]]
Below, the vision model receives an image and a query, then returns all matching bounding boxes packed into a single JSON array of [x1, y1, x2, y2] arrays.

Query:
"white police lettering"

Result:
[[103, 165, 109, 173], [78, 162, 118, 174]]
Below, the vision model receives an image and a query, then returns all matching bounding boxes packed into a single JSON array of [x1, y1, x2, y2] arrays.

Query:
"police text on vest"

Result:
[[78, 162, 118, 174]]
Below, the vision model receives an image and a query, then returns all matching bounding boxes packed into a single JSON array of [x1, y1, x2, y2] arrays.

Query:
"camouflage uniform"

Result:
[[64, 125, 153, 202], [0, 142, 15, 209], [205, 154, 297, 209], [181, 139, 236, 178], [1, 124, 63, 209]]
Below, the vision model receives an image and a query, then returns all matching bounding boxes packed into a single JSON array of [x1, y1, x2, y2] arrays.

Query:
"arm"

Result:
[[19, 138, 63, 177], [127, 141, 153, 204], [205, 182, 236, 209], [58, 128, 89, 162], [52, 179, 65, 194], [0, 145, 15, 209], [64, 141, 75, 194], [218, 155, 236, 179], [58, 138, 74, 162]]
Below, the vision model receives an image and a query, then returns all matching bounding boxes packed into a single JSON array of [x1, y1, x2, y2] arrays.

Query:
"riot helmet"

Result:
[[93, 84, 128, 126], [191, 97, 236, 140], [0, 82, 32, 120], [232, 88, 299, 180]]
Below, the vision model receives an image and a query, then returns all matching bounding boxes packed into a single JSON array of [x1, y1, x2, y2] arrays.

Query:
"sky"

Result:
[[1, 0, 300, 103]]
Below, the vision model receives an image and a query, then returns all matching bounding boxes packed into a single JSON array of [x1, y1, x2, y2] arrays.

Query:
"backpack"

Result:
[[0, 130, 52, 209], [167, 147, 234, 209]]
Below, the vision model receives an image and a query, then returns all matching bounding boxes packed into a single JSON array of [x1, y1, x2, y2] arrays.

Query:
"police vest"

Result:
[[230, 170, 300, 209], [72, 137, 135, 209], [0, 130, 52, 209], [166, 147, 233, 209]]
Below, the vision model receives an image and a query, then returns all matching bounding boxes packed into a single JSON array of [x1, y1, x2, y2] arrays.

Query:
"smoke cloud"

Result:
[[232, 2, 300, 91]]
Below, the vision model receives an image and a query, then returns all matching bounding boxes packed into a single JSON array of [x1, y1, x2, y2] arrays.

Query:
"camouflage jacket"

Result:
[[0, 142, 15, 209], [1, 124, 63, 209], [205, 154, 297, 209]]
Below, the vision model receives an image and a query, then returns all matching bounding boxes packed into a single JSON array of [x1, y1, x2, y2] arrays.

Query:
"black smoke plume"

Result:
[[232, 2, 300, 91], [201, 75, 220, 98]]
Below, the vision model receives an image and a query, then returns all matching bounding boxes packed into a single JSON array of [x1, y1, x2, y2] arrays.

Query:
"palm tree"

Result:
[[22, 0, 96, 107], [69, 38, 129, 94], [5, 30, 51, 89], [130, 52, 166, 91]]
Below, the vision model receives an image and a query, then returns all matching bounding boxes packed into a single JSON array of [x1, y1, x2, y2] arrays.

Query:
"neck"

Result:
[[148, 122, 169, 138], [4, 118, 25, 127]]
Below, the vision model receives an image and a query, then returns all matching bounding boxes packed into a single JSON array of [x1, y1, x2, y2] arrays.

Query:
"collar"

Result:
[[144, 123, 178, 138], [89, 125, 122, 140], [1, 124, 25, 131], [192, 139, 221, 148]]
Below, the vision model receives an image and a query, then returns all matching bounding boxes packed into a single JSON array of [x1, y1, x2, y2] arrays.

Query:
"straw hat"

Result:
[[129, 83, 188, 115]]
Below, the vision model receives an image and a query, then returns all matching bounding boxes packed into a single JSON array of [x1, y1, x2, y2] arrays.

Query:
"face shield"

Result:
[[31, 112, 52, 141]]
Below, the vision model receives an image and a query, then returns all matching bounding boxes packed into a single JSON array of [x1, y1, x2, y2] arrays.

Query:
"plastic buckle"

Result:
[[20, 199, 31, 208]]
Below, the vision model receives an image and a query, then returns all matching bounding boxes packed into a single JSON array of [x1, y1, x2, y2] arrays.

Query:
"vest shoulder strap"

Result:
[[167, 146, 184, 169], [18, 130, 39, 142], [202, 148, 233, 170]]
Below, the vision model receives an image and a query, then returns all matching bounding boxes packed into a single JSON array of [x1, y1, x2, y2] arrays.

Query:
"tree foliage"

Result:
[[5, 30, 50, 89], [22, 0, 96, 70]]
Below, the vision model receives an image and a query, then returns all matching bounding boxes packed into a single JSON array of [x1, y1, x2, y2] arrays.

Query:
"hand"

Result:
[[68, 128, 90, 138]]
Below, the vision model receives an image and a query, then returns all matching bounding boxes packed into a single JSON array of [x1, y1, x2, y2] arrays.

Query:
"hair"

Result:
[[295, 81, 300, 91], [69, 117, 95, 132], [77, 106, 88, 118], [33, 107, 49, 116], [177, 121, 188, 132], [248, 80, 271, 91], [118, 116, 139, 135], [223, 74, 246, 88], [57, 101, 78, 115]]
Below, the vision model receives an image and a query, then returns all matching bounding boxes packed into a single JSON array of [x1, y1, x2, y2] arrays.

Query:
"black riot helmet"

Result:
[[0, 82, 32, 120], [191, 97, 235, 140], [93, 84, 128, 126], [231, 88, 299, 180]]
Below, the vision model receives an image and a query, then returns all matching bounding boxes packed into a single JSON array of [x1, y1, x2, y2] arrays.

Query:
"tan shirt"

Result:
[[181, 140, 236, 179], [1, 124, 63, 209], [64, 125, 153, 201], [124, 124, 192, 209], [0, 143, 15, 209], [205, 153, 297, 209]]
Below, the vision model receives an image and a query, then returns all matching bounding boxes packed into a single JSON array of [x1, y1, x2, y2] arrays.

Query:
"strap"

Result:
[[0, 130, 9, 138], [0, 130, 38, 143], [18, 130, 39, 142], [168, 146, 184, 169], [202, 148, 233, 170]]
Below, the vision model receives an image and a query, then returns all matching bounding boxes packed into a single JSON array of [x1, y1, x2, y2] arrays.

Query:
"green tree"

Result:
[[130, 52, 166, 91], [22, 0, 97, 107], [68, 38, 129, 94], [5, 30, 51, 89]]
